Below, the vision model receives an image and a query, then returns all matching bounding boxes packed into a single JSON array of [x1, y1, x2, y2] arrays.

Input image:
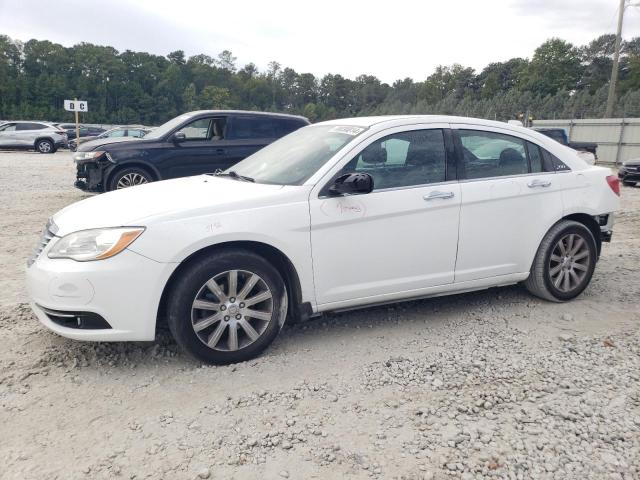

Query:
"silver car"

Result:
[[0, 121, 68, 153]]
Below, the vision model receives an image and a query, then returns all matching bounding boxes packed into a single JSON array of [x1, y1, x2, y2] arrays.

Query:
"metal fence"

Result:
[[532, 118, 640, 165]]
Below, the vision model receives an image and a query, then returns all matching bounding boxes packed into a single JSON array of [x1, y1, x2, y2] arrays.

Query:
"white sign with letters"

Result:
[[64, 100, 88, 112]]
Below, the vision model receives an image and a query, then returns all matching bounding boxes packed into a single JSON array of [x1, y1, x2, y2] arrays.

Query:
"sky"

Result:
[[0, 0, 639, 83]]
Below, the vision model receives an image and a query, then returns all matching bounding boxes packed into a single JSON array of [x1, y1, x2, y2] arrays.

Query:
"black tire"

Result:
[[167, 249, 287, 364], [36, 139, 54, 154], [108, 166, 153, 191], [524, 220, 597, 302]]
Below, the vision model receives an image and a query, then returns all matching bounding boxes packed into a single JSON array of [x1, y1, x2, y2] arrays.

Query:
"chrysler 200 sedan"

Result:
[[26, 116, 620, 364]]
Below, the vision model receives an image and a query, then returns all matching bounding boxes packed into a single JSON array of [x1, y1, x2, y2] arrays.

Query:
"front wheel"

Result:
[[108, 167, 152, 191], [167, 249, 287, 364], [524, 220, 597, 302]]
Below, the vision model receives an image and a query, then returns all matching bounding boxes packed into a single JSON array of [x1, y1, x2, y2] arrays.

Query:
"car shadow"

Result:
[[26, 284, 532, 372]]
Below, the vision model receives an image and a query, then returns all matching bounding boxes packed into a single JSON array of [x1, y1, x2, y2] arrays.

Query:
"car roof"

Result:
[[318, 114, 559, 141], [188, 110, 309, 122], [1, 120, 55, 125]]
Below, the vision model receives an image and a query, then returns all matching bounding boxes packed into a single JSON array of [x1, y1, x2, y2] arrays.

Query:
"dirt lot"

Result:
[[0, 150, 639, 480]]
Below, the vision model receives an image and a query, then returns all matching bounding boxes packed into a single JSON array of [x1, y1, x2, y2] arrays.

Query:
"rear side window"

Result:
[[16, 122, 47, 131], [459, 130, 527, 179], [230, 116, 276, 139], [526, 142, 544, 172], [275, 118, 306, 137]]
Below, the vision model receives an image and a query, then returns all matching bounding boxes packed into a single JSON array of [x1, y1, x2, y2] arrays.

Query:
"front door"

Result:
[[162, 116, 230, 178], [0, 123, 18, 146], [452, 125, 564, 282], [309, 125, 461, 308]]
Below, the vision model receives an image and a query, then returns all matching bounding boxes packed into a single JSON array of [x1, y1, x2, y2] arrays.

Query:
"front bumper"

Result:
[[75, 160, 111, 192], [26, 243, 176, 341]]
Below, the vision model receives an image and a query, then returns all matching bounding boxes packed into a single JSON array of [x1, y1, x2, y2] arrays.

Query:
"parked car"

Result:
[[26, 115, 620, 364], [534, 128, 598, 160], [618, 158, 640, 186], [72, 110, 310, 192], [62, 125, 107, 141], [0, 121, 68, 153], [69, 126, 151, 151]]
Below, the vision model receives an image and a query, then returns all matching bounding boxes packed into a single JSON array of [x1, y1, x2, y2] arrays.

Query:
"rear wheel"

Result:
[[36, 139, 55, 154], [167, 249, 287, 364], [108, 167, 152, 191], [524, 220, 597, 302]]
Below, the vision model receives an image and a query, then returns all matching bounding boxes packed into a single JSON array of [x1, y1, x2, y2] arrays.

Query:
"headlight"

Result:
[[73, 151, 105, 162], [48, 227, 145, 261]]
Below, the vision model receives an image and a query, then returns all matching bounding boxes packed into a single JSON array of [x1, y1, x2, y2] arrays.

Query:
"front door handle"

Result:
[[215, 148, 225, 155], [424, 191, 455, 201], [527, 179, 552, 188]]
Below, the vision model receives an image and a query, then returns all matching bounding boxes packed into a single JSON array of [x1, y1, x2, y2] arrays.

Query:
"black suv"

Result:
[[73, 110, 310, 192]]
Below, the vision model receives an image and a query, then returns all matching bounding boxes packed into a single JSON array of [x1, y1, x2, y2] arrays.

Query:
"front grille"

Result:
[[27, 219, 57, 267]]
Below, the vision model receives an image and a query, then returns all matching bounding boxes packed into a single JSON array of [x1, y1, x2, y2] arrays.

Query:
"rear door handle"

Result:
[[215, 148, 225, 155], [527, 179, 552, 188], [424, 191, 455, 200]]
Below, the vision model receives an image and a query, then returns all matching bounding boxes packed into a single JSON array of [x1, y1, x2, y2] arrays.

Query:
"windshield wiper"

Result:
[[212, 170, 255, 182]]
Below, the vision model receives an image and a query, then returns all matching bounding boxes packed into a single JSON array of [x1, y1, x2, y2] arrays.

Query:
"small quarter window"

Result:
[[541, 149, 571, 172]]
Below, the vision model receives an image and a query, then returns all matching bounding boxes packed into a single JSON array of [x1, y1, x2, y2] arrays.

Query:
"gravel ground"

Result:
[[0, 150, 639, 480]]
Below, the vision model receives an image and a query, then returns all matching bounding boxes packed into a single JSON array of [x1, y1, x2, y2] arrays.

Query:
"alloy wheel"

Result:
[[190, 270, 274, 351], [116, 172, 148, 189], [548, 233, 591, 293], [38, 141, 51, 153]]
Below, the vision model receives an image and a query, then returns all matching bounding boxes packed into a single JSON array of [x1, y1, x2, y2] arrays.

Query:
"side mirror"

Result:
[[173, 131, 186, 143], [328, 172, 374, 196]]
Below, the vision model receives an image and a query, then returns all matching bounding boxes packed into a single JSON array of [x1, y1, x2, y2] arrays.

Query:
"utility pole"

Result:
[[605, 0, 627, 118]]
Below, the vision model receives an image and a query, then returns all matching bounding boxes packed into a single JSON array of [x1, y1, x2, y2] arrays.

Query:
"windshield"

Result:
[[225, 125, 365, 185], [143, 113, 195, 140]]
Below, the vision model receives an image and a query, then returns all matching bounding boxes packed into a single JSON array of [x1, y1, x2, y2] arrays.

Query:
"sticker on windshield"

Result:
[[329, 126, 365, 136]]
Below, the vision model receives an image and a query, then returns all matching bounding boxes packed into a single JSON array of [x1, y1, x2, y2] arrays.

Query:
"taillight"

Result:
[[606, 175, 620, 196]]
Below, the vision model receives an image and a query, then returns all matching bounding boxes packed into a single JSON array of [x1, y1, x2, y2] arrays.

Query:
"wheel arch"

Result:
[[156, 240, 306, 334], [33, 137, 55, 149], [562, 213, 602, 257]]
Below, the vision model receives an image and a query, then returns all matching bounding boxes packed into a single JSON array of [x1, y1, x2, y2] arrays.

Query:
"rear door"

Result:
[[15, 122, 47, 146], [452, 125, 563, 282], [224, 116, 277, 167]]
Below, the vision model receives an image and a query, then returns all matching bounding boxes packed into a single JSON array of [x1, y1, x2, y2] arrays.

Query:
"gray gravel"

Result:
[[0, 151, 639, 479]]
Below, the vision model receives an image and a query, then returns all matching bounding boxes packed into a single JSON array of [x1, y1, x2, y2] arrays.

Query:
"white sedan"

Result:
[[26, 116, 620, 364]]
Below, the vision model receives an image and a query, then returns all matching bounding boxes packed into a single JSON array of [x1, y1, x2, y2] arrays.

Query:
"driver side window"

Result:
[[338, 129, 447, 191], [180, 117, 226, 141]]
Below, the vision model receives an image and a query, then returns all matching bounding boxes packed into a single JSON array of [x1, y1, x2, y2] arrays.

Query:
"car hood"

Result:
[[51, 175, 295, 236], [79, 136, 142, 150]]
